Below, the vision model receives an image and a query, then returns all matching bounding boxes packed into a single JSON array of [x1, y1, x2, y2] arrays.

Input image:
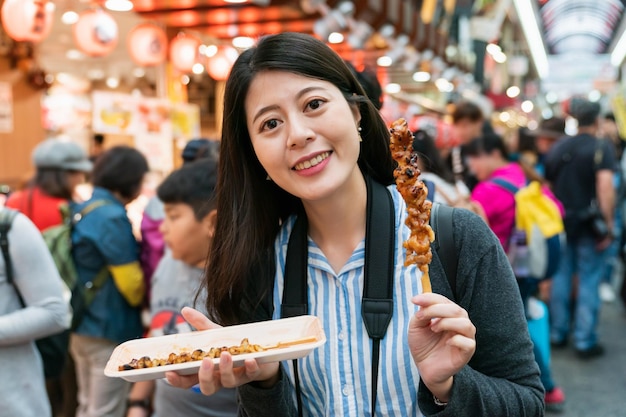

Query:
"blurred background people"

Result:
[[140, 138, 220, 306], [519, 117, 567, 183], [70, 146, 149, 417], [411, 129, 486, 220], [0, 209, 70, 417], [6, 138, 92, 231], [126, 158, 237, 417], [5, 137, 92, 417], [465, 132, 566, 411], [544, 97, 616, 359]]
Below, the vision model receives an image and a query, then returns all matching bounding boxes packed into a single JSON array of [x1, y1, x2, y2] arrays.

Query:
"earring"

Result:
[[358, 126, 363, 142]]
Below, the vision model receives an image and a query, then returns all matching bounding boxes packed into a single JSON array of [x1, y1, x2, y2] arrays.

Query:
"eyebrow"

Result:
[[252, 86, 327, 123]]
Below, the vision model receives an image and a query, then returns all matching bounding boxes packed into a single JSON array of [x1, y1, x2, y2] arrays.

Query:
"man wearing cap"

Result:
[[6, 138, 93, 231], [544, 97, 617, 359], [520, 117, 567, 182]]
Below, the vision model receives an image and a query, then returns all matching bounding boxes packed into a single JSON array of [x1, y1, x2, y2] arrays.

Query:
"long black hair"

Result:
[[204, 32, 395, 324]]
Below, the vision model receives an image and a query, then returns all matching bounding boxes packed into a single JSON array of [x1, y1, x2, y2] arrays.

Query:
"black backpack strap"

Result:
[[281, 213, 308, 417], [282, 176, 394, 416], [361, 176, 395, 414], [281, 213, 308, 319], [430, 203, 458, 301]]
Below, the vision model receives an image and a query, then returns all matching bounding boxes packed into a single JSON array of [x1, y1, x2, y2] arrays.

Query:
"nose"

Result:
[[158, 220, 167, 235], [286, 118, 315, 148]]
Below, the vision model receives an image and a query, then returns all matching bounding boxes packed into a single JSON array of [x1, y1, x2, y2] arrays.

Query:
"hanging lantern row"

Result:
[[0, 0, 240, 78]]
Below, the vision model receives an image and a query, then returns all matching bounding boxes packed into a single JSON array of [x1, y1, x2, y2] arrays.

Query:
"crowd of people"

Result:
[[1, 32, 625, 417]]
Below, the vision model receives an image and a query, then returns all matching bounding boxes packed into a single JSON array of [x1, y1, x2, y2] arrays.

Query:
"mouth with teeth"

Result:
[[293, 151, 331, 171]]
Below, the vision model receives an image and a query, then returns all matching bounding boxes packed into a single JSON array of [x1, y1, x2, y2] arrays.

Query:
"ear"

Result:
[[201, 209, 218, 238]]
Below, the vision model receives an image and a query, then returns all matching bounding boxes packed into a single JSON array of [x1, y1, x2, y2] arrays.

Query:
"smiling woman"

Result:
[[165, 32, 544, 417]]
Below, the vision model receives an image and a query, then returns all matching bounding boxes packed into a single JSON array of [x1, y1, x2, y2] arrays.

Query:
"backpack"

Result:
[[0, 208, 71, 379], [491, 178, 565, 280], [42, 200, 111, 330]]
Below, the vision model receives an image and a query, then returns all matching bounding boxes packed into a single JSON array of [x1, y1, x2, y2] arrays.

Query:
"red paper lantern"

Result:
[[169, 34, 201, 73], [1, 0, 54, 43], [207, 46, 239, 81], [127, 23, 167, 67], [73, 9, 118, 57]]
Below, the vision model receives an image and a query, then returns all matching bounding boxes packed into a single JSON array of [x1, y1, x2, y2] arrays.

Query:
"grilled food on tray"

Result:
[[117, 335, 318, 371]]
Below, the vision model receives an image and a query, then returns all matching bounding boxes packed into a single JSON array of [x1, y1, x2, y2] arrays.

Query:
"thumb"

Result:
[[181, 306, 221, 331]]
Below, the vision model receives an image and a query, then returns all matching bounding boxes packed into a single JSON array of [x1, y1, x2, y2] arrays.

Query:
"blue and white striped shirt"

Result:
[[272, 185, 425, 416]]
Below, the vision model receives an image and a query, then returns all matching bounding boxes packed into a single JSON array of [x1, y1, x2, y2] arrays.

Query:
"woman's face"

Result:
[[245, 71, 362, 203]]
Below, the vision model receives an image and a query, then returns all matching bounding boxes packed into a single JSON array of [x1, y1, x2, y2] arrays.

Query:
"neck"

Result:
[[578, 125, 596, 135], [111, 191, 130, 206], [302, 171, 367, 266]]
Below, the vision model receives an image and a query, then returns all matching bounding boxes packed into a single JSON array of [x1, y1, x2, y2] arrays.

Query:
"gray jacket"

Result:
[[0, 211, 70, 417], [237, 208, 544, 416]]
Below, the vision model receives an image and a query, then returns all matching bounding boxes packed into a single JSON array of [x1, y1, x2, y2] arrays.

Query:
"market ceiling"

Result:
[[130, 0, 453, 53], [539, 0, 625, 54]]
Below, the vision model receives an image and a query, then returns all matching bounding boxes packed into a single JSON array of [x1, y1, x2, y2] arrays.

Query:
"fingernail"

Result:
[[190, 384, 201, 393]]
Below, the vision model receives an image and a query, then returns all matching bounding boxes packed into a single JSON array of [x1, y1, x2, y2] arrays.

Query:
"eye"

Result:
[[306, 99, 324, 111], [262, 119, 280, 131]]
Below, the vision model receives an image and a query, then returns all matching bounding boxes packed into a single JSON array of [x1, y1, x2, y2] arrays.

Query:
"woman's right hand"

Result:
[[165, 307, 281, 395]]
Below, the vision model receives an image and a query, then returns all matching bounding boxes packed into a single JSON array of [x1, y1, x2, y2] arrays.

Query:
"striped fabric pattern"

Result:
[[272, 185, 425, 416]]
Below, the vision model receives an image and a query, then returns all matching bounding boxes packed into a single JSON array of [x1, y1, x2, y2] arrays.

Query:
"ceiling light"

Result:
[[106, 77, 120, 88], [66, 49, 85, 60], [412, 71, 431, 82], [513, 0, 549, 78], [132, 68, 146, 78], [200, 44, 218, 57], [435, 78, 454, 93], [588, 90, 602, 102], [61, 11, 79, 25], [492, 52, 507, 64], [347, 20, 372, 49], [192, 63, 205, 74], [385, 83, 401, 94], [486, 43, 502, 55], [104, 0, 133, 12], [314, 8, 348, 40], [506, 86, 521, 98], [610, 28, 626, 66], [232, 36, 255, 49], [541, 109, 553, 120], [377, 56, 392, 67], [328, 32, 344, 44], [545, 91, 558, 104], [87, 69, 105, 80], [521, 100, 534, 113], [181, 75, 190, 85]]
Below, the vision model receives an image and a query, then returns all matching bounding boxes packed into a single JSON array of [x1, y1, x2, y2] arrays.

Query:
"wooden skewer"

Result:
[[262, 336, 318, 350]]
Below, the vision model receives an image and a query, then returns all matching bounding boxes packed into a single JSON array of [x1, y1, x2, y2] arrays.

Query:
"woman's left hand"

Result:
[[408, 292, 476, 400]]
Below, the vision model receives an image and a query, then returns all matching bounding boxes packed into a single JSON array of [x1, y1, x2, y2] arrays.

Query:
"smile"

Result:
[[293, 152, 330, 171]]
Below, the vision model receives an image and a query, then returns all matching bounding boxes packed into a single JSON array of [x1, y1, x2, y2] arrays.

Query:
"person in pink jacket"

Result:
[[465, 132, 566, 411]]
